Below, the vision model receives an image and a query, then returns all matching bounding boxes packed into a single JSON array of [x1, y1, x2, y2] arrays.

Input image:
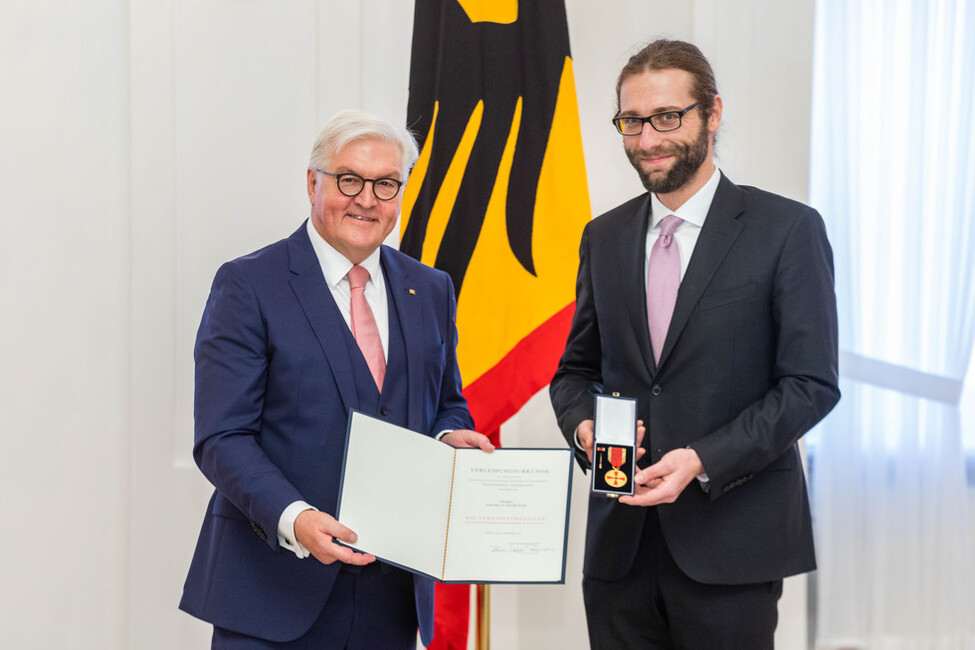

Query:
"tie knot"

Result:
[[659, 215, 682, 238], [347, 265, 369, 291]]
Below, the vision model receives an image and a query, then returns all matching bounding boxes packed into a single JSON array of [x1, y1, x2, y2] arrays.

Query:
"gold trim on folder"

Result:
[[441, 450, 458, 580]]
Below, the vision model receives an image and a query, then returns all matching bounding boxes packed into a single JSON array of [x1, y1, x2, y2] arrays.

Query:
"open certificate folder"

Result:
[[336, 411, 573, 584]]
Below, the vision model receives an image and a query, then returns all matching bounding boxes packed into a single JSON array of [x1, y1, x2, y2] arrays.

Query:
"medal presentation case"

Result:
[[591, 394, 637, 496]]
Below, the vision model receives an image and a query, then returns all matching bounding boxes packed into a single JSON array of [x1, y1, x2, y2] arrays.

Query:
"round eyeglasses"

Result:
[[612, 102, 700, 135], [315, 169, 404, 201]]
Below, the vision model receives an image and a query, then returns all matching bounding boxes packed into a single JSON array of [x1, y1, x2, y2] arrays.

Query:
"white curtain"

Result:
[[808, 0, 975, 648]]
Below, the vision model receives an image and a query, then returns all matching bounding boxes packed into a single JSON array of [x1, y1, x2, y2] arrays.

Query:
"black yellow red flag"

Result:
[[402, 0, 590, 441], [403, 2, 590, 645]]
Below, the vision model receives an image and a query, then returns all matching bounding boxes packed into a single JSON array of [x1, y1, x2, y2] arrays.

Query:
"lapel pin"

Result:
[[409, 288, 416, 295]]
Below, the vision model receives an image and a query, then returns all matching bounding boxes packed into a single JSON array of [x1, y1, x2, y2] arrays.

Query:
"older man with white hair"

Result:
[[180, 109, 492, 649]]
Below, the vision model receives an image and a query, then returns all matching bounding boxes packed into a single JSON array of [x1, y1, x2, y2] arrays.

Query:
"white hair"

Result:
[[309, 109, 420, 178]]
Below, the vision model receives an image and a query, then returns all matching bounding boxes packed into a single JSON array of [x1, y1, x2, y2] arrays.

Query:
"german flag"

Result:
[[403, 0, 589, 438], [402, 1, 590, 646]]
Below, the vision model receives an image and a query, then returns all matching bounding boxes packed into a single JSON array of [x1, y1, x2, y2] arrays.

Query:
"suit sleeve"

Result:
[[430, 272, 475, 435], [193, 261, 305, 549], [550, 225, 603, 469], [691, 207, 841, 498]]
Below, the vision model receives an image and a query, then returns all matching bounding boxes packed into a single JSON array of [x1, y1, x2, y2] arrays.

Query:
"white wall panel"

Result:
[[171, 0, 320, 467], [567, 0, 694, 217], [314, 0, 364, 122], [694, 0, 817, 202], [0, 0, 130, 647], [359, 0, 414, 123], [129, 0, 203, 645]]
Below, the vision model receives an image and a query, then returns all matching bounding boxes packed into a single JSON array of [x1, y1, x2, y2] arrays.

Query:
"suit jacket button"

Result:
[[379, 406, 389, 416], [651, 385, 662, 396]]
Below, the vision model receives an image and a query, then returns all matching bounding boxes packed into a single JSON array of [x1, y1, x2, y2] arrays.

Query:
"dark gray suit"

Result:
[[550, 173, 839, 642]]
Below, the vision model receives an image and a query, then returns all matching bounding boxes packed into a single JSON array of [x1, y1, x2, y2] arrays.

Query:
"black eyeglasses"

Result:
[[612, 102, 701, 135], [315, 169, 404, 201]]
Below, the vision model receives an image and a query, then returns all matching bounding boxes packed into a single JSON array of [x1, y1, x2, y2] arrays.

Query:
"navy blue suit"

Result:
[[180, 222, 473, 646]]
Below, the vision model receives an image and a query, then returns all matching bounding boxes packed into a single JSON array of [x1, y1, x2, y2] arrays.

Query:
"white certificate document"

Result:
[[336, 410, 573, 583]]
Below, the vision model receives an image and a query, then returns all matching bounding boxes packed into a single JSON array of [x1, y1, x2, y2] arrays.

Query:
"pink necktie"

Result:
[[347, 265, 386, 391], [647, 215, 683, 365]]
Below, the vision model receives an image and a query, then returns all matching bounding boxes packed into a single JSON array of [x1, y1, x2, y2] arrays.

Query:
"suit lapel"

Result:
[[658, 174, 744, 367], [380, 248, 424, 432], [286, 223, 357, 412], [616, 195, 656, 377]]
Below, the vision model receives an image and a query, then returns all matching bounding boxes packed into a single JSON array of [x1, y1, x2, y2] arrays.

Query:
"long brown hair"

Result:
[[615, 39, 719, 119]]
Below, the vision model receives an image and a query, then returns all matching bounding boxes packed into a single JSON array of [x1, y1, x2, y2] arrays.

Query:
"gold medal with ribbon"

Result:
[[604, 446, 628, 488]]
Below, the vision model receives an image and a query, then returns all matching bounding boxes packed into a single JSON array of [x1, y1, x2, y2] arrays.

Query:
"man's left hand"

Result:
[[618, 448, 704, 507], [441, 429, 495, 452]]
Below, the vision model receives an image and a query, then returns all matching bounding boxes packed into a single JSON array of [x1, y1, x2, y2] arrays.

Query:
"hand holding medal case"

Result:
[[591, 394, 637, 496]]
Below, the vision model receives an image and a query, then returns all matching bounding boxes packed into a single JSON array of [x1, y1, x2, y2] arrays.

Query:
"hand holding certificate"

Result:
[[336, 411, 573, 583]]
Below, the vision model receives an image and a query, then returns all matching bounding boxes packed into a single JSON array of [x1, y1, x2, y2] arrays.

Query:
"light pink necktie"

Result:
[[647, 215, 683, 365], [347, 265, 386, 391]]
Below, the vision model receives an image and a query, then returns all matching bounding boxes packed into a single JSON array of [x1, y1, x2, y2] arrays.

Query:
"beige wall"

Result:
[[0, 1, 815, 647]]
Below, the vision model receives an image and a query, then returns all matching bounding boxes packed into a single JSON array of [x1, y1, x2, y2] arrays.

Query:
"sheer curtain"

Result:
[[807, 0, 975, 648]]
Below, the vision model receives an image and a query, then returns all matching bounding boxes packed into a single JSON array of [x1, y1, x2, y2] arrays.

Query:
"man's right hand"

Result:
[[294, 510, 376, 566], [577, 419, 596, 463]]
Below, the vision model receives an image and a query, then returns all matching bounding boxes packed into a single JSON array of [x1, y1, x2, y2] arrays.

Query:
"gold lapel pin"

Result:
[[409, 289, 416, 295]]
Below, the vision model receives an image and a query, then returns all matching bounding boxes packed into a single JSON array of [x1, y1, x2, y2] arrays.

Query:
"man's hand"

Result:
[[293, 510, 376, 566], [441, 429, 495, 452], [577, 419, 647, 464], [576, 419, 595, 462], [618, 447, 704, 507]]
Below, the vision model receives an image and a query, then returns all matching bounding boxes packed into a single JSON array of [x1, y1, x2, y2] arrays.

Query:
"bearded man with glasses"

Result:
[[180, 109, 493, 649], [550, 39, 840, 648]]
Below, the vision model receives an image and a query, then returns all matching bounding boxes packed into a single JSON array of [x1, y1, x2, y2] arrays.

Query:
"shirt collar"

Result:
[[649, 166, 722, 230], [305, 219, 383, 288]]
